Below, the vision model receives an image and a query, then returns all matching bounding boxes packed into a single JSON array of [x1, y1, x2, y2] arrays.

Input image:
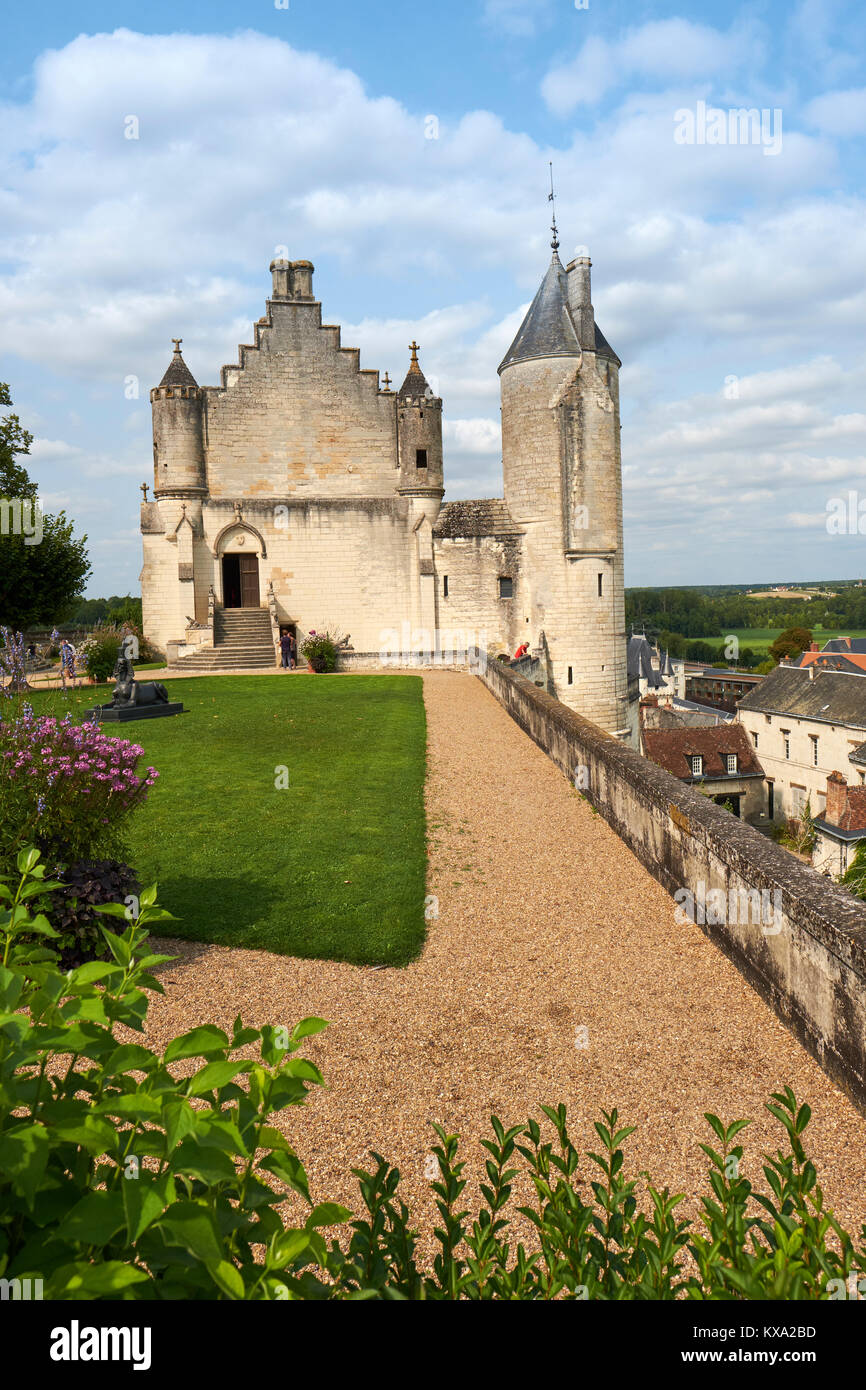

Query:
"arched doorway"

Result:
[[222, 553, 260, 608]]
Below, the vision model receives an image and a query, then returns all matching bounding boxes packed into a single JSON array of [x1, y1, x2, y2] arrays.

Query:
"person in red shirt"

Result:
[[514, 642, 530, 660]]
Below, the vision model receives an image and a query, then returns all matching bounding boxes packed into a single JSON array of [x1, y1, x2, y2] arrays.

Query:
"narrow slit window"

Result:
[[443, 575, 449, 598], [567, 666, 573, 685], [416, 448, 427, 469], [597, 573, 603, 597]]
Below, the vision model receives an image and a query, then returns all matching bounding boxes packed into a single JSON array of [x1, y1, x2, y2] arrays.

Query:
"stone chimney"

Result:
[[565, 250, 595, 351], [270, 259, 292, 299], [810, 642, 819, 652], [291, 260, 314, 299], [825, 771, 849, 826]]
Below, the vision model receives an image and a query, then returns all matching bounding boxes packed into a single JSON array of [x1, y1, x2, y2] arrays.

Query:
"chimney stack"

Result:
[[565, 250, 595, 350], [270, 259, 292, 298], [825, 771, 849, 826]]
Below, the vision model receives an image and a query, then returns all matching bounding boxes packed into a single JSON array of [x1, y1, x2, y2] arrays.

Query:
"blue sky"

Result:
[[1, 0, 865, 594]]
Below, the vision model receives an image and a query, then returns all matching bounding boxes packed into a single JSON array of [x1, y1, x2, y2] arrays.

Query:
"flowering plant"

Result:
[[0, 706, 158, 869], [0, 626, 29, 695]]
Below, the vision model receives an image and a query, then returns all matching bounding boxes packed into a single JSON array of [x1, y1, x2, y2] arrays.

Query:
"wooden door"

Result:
[[239, 554, 259, 608]]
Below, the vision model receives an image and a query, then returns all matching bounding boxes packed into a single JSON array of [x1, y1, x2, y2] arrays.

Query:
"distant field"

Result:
[[695, 628, 866, 656]]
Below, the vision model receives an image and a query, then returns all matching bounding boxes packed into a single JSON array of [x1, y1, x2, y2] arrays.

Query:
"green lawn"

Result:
[[695, 628, 866, 656], [25, 675, 428, 966]]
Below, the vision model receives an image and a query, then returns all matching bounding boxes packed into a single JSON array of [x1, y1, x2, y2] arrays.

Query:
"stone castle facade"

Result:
[[140, 243, 629, 734]]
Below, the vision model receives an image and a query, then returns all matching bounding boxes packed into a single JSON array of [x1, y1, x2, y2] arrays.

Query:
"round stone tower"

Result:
[[150, 340, 206, 498], [499, 243, 629, 737], [396, 341, 444, 526]]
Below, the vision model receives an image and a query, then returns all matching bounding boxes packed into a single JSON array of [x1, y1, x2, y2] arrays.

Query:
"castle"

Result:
[[140, 236, 629, 734]]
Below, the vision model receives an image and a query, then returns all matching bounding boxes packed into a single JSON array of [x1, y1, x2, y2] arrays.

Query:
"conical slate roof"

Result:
[[159, 344, 198, 389], [498, 252, 579, 373], [398, 341, 431, 398], [499, 250, 620, 373]]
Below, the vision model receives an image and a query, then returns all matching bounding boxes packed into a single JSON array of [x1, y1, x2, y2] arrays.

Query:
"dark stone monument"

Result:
[[84, 643, 184, 723]]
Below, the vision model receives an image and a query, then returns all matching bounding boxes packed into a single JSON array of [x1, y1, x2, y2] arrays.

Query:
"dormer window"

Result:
[[726, 754, 737, 774], [690, 755, 703, 777]]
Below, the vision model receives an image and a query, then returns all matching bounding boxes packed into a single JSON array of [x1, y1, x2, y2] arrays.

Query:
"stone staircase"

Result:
[[173, 607, 277, 671]]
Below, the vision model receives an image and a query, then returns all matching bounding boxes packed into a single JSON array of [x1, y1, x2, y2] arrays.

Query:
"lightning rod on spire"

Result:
[[548, 162, 559, 253]]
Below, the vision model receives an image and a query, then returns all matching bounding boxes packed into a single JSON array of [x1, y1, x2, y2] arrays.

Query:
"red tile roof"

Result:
[[642, 722, 763, 780], [830, 786, 866, 833]]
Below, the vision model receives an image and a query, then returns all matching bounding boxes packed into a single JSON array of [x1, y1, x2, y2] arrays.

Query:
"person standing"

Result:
[[279, 629, 293, 669], [60, 638, 79, 689]]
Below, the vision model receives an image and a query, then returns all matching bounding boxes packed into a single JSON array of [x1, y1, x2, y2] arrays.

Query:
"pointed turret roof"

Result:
[[498, 249, 620, 373], [398, 340, 431, 398], [159, 339, 198, 389], [499, 251, 579, 373]]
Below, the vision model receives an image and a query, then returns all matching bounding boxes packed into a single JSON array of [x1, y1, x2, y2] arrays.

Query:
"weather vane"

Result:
[[548, 162, 559, 253]]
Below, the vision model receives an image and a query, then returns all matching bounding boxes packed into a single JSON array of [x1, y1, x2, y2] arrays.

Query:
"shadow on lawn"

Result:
[[145, 871, 285, 945]]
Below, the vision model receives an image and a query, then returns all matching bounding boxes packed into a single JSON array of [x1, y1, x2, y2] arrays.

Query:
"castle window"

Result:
[[597, 573, 603, 597], [690, 755, 703, 777], [443, 575, 449, 598], [782, 731, 791, 759], [416, 449, 428, 469], [752, 732, 759, 748], [567, 666, 573, 685], [810, 735, 819, 765], [499, 576, 513, 599]]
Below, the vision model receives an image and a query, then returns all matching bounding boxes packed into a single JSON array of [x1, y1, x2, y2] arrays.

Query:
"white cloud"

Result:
[[481, 0, 553, 39], [443, 418, 501, 454], [804, 88, 866, 136], [541, 18, 763, 115]]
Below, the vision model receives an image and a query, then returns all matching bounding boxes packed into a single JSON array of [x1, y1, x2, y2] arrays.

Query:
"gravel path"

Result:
[[142, 669, 866, 1240]]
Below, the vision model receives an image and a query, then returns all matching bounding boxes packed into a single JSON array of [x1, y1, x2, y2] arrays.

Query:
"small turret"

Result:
[[150, 340, 205, 496], [396, 341, 443, 503]]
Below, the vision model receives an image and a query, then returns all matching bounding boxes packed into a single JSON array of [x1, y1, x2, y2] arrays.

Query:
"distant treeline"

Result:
[[60, 595, 142, 629], [625, 585, 866, 642]]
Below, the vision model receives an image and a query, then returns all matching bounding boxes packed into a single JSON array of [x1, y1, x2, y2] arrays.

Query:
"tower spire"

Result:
[[548, 162, 559, 254]]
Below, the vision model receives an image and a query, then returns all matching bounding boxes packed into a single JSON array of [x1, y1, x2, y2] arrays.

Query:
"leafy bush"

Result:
[[42, 859, 142, 968], [0, 848, 343, 1300], [0, 706, 158, 871], [1, 849, 864, 1301], [840, 840, 866, 900], [300, 631, 338, 673], [81, 626, 122, 682]]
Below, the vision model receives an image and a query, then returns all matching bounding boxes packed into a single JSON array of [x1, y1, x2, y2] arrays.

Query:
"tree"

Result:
[[0, 384, 91, 628], [769, 627, 812, 663]]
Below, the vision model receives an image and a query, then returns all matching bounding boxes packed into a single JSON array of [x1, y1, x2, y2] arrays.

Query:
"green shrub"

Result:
[[300, 631, 338, 673], [1, 848, 864, 1300], [42, 859, 142, 968], [0, 848, 342, 1300], [81, 626, 122, 682]]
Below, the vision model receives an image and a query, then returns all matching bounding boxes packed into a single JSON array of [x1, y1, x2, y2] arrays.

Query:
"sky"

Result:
[[1, 0, 865, 594]]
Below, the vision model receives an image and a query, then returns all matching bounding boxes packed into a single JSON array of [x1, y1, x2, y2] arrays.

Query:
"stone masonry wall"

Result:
[[202, 300, 398, 500]]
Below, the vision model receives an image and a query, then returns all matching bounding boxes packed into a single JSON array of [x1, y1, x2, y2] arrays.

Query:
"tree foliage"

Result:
[[0, 384, 91, 628]]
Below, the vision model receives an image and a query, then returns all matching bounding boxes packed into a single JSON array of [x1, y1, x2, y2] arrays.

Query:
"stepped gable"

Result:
[[434, 499, 522, 538]]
